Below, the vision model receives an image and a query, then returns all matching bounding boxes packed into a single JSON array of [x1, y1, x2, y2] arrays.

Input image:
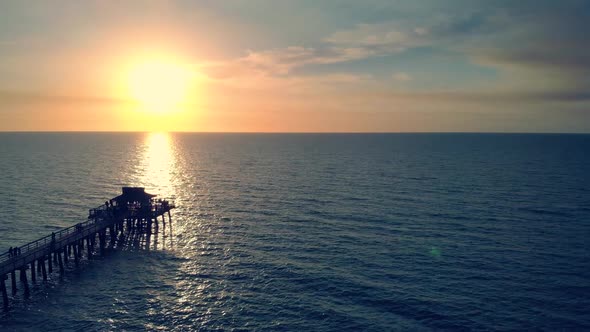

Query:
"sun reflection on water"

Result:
[[139, 132, 178, 199]]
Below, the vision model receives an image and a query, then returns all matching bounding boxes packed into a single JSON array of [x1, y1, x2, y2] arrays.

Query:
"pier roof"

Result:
[[112, 187, 156, 204]]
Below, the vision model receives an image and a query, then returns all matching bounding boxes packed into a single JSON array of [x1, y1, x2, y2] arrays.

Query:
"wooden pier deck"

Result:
[[0, 187, 175, 309]]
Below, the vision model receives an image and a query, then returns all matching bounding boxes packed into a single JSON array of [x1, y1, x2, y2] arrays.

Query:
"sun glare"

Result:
[[127, 59, 194, 113]]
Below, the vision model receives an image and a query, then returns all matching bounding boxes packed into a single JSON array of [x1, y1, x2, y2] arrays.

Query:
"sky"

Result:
[[0, 0, 589, 132]]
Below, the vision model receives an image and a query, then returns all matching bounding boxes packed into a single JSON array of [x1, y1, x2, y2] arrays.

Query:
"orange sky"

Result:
[[0, 2, 589, 132]]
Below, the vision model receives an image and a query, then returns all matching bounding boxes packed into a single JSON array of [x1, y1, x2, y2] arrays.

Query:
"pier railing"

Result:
[[0, 217, 104, 266], [88, 199, 176, 218]]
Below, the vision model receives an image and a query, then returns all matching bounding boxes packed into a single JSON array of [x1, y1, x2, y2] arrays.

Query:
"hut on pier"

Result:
[[111, 187, 156, 214], [114, 187, 155, 205]]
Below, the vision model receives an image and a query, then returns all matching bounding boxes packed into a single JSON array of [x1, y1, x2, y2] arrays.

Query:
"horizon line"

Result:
[[0, 131, 589, 135]]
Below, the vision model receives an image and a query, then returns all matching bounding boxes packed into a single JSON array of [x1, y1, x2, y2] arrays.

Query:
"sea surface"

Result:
[[0, 133, 589, 331]]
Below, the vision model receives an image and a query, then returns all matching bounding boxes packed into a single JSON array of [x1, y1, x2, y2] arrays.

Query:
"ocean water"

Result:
[[0, 132, 589, 331]]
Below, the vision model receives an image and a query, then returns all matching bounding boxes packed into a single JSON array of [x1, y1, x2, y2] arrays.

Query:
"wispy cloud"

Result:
[[325, 22, 427, 50], [200, 46, 375, 78], [392, 72, 412, 82], [0, 90, 128, 105]]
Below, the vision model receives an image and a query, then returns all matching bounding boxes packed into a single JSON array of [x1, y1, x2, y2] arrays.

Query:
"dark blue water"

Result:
[[0, 133, 589, 331]]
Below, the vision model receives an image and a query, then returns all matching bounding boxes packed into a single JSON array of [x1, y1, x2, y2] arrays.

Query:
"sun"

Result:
[[126, 59, 194, 113]]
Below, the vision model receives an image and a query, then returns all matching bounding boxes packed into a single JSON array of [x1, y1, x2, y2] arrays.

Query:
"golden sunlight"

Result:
[[139, 132, 177, 198], [126, 59, 194, 113]]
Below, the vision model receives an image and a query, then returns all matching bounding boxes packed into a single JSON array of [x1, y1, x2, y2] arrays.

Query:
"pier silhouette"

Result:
[[0, 187, 175, 309]]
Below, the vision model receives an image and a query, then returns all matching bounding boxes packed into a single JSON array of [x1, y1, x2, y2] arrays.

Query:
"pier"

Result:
[[0, 187, 175, 309]]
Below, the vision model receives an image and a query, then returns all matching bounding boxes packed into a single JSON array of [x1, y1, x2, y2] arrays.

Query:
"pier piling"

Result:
[[30, 262, 36, 283], [1, 276, 8, 309], [19, 268, 29, 297], [73, 245, 79, 267], [41, 259, 47, 281], [87, 238, 92, 259], [58, 251, 64, 274], [10, 270, 17, 295]]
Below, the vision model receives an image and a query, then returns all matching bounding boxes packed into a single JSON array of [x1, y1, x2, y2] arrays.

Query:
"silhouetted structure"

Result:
[[0, 187, 175, 309]]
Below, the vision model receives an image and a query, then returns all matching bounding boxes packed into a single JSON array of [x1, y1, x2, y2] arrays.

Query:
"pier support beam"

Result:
[[19, 268, 29, 297], [87, 237, 92, 259], [48, 254, 53, 273], [10, 270, 17, 295], [58, 250, 64, 273], [1, 276, 8, 310], [30, 261, 36, 283], [147, 218, 153, 235], [99, 231, 106, 256], [110, 226, 116, 247], [40, 259, 47, 281], [73, 245, 79, 267]]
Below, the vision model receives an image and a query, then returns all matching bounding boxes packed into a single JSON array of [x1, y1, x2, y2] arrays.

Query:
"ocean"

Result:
[[0, 133, 589, 331]]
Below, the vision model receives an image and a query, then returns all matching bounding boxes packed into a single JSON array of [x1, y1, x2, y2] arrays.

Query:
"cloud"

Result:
[[392, 72, 412, 81], [320, 1, 589, 79], [199, 20, 433, 80], [326, 23, 410, 46], [200, 17, 444, 80], [323, 22, 430, 58], [322, 2, 590, 101], [200, 46, 376, 78], [0, 40, 19, 46], [199, 1, 590, 105], [199, 11, 482, 80], [461, 3, 590, 99], [240, 46, 375, 74], [0, 90, 127, 105], [385, 90, 590, 103]]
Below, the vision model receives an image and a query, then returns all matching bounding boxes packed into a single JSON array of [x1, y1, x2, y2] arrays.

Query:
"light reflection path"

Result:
[[139, 132, 178, 199], [137, 132, 181, 251], [138, 132, 207, 328], [139, 132, 217, 326], [139, 133, 220, 326]]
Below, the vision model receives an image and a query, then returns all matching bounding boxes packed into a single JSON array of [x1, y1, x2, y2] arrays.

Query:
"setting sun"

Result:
[[126, 59, 194, 113], [1, 2, 590, 331]]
